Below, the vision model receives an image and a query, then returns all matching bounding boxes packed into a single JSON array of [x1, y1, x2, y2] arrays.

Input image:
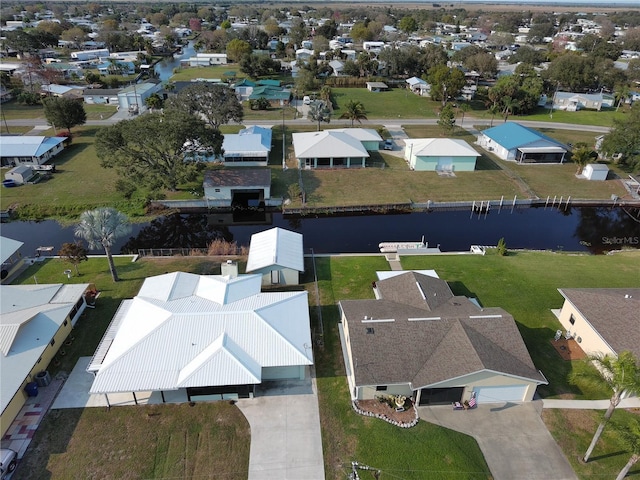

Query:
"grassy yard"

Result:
[[543, 408, 640, 479], [0, 126, 33, 135], [1, 101, 45, 119], [331, 87, 442, 119], [16, 403, 250, 480], [509, 106, 626, 127], [84, 103, 117, 120], [170, 64, 247, 82]]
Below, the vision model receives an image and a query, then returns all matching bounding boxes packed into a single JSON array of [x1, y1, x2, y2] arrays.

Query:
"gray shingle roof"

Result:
[[559, 288, 640, 357], [341, 272, 546, 389], [203, 168, 271, 188]]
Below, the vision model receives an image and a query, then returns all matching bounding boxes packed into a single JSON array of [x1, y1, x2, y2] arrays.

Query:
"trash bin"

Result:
[[25, 382, 38, 397], [35, 370, 51, 387]]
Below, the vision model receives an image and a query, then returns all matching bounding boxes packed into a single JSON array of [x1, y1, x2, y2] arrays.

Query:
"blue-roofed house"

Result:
[[477, 122, 568, 164], [222, 126, 272, 166], [0, 136, 68, 167]]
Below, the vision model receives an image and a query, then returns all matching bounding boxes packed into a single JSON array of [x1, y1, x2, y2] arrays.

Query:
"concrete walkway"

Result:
[[419, 401, 578, 480], [236, 372, 325, 480], [543, 397, 640, 409]]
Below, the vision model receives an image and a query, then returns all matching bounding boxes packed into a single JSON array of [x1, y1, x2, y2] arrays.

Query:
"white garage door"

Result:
[[473, 385, 527, 403]]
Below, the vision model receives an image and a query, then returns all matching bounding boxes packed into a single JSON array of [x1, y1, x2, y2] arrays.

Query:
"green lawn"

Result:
[[331, 87, 442, 119], [169, 64, 246, 82], [84, 103, 117, 120], [509, 106, 625, 127], [543, 408, 639, 480], [1, 101, 44, 119]]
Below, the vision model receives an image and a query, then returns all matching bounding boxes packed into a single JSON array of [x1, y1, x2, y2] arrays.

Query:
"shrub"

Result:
[[497, 237, 508, 256]]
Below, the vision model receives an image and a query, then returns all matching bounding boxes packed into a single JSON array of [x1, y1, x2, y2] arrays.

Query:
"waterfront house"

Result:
[[87, 271, 313, 403], [339, 270, 547, 405], [404, 138, 480, 172], [477, 122, 568, 164]]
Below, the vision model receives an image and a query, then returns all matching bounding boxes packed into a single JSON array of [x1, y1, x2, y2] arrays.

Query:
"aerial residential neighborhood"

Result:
[[1, 1, 640, 479]]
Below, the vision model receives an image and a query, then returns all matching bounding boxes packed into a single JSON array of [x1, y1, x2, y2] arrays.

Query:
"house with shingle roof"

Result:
[[477, 122, 568, 164], [203, 168, 271, 207], [339, 271, 547, 405], [555, 288, 640, 358]]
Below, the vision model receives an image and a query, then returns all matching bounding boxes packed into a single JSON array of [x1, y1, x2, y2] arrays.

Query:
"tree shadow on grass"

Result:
[[50, 142, 91, 169]]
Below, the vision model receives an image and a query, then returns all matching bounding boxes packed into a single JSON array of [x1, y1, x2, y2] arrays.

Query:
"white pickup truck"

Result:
[[0, 449, 16, 479]]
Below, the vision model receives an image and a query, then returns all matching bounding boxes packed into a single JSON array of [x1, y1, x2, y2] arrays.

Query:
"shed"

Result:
[[582, 163, 609, 181], [5, 165, 34, 184], [366, 82, 388, 92], [246, 227, 304, 285], [203, 168, 271, 207]]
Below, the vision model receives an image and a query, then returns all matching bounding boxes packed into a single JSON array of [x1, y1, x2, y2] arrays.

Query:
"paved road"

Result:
[[3, 115, 612, 133]]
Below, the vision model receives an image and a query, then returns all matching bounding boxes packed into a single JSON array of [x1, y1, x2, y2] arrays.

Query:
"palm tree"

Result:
[[488, 104, 500, 127], [614, 417, 640, 480], [458, 102, 471, 126], [501, 96, 520, 122], [74, 208, 131, 282], [571, 142, 598, 175], [309, 102, 331, 131], [340, 99, 368, 127], [320, 86, 332, 110], [569, 351, 640, 462]]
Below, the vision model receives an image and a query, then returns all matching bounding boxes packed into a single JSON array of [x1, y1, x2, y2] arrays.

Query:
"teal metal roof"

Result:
[[481, 122, 566, 150]]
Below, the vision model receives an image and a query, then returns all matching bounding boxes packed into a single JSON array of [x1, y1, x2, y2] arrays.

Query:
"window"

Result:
[[63, 320, 68, 327], [215, 188, 221, 192], [50, 338, 55, 346], [569, 314, 576, 325], [376, 386, 387, 391]]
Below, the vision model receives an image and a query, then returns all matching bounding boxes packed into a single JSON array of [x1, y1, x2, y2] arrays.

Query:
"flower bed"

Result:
[[353, 398, 419, 428]]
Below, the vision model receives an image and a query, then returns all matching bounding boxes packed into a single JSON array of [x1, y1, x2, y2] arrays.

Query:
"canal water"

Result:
[[2, 206, 639, 256], [154, 41, 197, 82]]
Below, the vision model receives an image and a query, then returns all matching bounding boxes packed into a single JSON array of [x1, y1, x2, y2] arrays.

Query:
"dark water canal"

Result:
[[2, 206, 639, 256]]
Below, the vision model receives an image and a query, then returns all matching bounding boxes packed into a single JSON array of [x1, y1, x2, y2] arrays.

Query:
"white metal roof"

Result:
[[0, 284, 88, 415], [292, 131, 369, 159], [0, 236, 23, 264], [89, 272, 313, 394], [405, 138, 480, 158], [246, 227, 304, 273], [327, 128, 382, 142], [0, 136, 67, 159]]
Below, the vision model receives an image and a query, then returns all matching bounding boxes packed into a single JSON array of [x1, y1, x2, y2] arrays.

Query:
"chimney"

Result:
[[221, 259, 238, 279]]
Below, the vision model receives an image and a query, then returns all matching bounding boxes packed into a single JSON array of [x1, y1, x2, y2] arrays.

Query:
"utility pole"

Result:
[[282, 100, 287, 170]]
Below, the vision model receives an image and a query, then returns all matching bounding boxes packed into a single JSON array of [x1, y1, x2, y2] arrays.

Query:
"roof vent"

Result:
[[366, 327, 375, 334], [625, 294, 632, 299]]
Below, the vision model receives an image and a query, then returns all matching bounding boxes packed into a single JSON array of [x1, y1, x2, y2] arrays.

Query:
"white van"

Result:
[[0, 449, 17, 479], [302, 96, 311, 105]]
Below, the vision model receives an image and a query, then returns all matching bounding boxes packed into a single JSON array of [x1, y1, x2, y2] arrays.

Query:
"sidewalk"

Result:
[[542, 397, 640, 409]]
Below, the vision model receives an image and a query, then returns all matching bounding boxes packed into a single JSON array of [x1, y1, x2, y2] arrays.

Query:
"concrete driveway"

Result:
[[419, 401, 577, 480], [236, 371, 325, 480]]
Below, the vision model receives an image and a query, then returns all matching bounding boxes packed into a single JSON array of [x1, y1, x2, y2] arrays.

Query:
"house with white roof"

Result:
[[87, 271, 313, 403], [292, 128, 381, 169], [0, 136, 67, 167], [553, 91, 615, 111], [221, 126, 272, 166], [404, 138, 481, 172], [1, 282, 90, 436], [0, 236, 24, 283], [246, 227, 304, 285], [117, 81, 162, 113], [406, 76, 430, 96]]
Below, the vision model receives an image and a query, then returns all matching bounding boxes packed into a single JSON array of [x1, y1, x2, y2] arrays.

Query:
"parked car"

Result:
[[302, 96, 311, 105], [0, 449, 17, 479], [383, 139, 394, 150]]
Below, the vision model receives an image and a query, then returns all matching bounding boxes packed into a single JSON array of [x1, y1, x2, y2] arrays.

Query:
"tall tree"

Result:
[[58, 242, 88, 276], [569, 351, 640, 462], [42, 97, 87, 135], [437, 103, 456, 134], [96, 109, 223, 191], [166, 83, 243, 130], [225, 38, 252, 62], [399, 16, 418, 34], [74, 208, 131, 282], [427, 65, 466, 107], [309, 102, 331, 131], [614, 417, 640, 480], [339, 100, 367, 127], [600, 103, 640, 173]]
